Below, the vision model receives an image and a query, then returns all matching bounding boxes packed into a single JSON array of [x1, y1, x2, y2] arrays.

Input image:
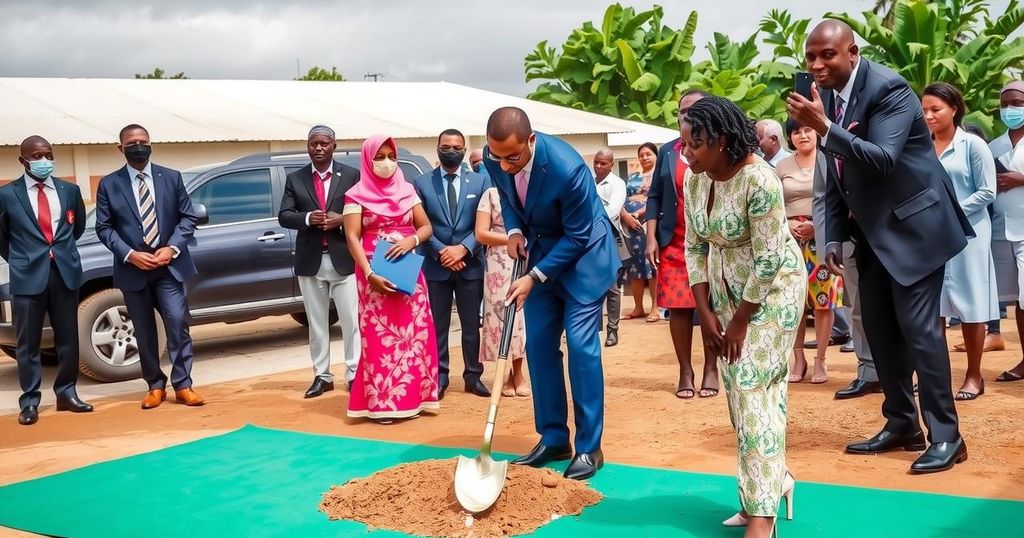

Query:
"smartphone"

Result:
[[794, 72, 813, 100]]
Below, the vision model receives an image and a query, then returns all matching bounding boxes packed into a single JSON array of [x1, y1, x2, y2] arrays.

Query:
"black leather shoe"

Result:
[[804, 334, 850, 348], [303, 378, 334, 399], [910, 438, 967, 474], [18, 405, 38, 426], [846, 429, 926, 454], [465, 378, 491, 397], [438, 383, 448, 400], [834, 379, 883, 400], [564, 450, 604, 480], [512, 442, 573, 467], [604, 330, 618, 347], [56, 396, 94, 413]]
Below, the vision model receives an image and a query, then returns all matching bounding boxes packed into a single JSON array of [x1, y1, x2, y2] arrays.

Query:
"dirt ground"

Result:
[[1, 300, 1023, 537]]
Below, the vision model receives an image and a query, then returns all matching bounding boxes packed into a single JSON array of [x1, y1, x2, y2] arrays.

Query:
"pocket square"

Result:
[[466, 194, 477, 199], [847, 121, 860, 131]]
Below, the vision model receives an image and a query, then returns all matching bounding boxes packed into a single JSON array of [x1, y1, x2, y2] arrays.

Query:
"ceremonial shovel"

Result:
[[454, 258, 525, 513]]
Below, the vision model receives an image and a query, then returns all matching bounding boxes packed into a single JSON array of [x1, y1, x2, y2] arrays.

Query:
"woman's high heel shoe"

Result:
[[722, 473, 795, 527]]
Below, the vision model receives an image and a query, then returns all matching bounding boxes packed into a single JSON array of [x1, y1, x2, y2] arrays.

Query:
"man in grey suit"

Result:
[[807, 131, 881, 400], [413, 129, 491, 399], [789, 20, 973, 474]]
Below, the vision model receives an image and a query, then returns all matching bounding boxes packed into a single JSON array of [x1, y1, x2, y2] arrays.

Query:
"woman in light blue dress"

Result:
[[922, 83, 998, 401]]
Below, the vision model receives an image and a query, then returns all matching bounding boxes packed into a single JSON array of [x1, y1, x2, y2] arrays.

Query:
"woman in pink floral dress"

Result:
[[343, 135, 439, 423], [474, 186, 529, 397]]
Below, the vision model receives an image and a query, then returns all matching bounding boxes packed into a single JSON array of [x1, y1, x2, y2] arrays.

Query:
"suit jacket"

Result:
[[0, 176, 86, 295], [645, 139, 680, 248], [95, 164, 199, 292], [278, 161, 359, 276], [412, 167, 489, 281], [821, 58, 973, 286], [810, 149, 829, 251], [483, 132, 619, 304]]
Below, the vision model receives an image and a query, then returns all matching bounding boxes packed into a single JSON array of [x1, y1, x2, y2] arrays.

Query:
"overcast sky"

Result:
[[0, 1, 1010, 96]]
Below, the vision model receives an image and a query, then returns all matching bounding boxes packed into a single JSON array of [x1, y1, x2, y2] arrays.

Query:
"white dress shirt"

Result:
[[506, 148, 544, 281], [595, 172, 627, 229], [820, 59, 862, 146], [24, 175, 61, 234], [304, 163, 334, 226], [441, 166, 462, 201], [768, 148, 792, 167], [124, 163, 179, 262]]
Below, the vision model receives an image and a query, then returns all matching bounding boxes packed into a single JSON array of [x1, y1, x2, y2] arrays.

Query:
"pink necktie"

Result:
[[834, 97, 845, 177], [515, 170, 528, 207]]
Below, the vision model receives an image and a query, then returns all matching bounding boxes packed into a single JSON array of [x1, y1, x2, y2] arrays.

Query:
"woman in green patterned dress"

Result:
[[681, 96, 806, 538]]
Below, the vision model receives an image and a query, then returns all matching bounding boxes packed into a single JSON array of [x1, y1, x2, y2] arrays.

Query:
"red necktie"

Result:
[[314, 171, 329, 248], [36, 183, 54, 245]]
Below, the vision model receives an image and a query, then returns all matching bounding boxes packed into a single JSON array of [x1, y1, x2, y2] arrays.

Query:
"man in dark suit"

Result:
[[485, 107, 619, 480], [0, 136, 92, 425], [413, 129, 490, 399], [95, 124, 204, 410], [278, 125, 361, 398], [788, 21, 973, 473]]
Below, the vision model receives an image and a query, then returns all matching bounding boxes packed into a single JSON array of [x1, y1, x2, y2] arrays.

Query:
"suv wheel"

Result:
[[290, 310, 339, 327], [78, 289, 166, 382]]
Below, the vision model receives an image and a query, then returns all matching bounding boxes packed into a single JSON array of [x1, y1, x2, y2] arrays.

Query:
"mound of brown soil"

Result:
[[319, 458, 602, 537]]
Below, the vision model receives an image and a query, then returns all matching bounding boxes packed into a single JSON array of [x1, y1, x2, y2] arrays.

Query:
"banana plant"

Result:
[[525, 3, 699, 127], [827, 0, 1024, 136]]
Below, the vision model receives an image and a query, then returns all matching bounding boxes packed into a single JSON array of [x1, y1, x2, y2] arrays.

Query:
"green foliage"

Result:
[[525, 3, 698, 126], [134, 68, 188, 79], [296, 66, 345, 81], [524, 1, 1024, 132], [827, 0, 1024, 136]]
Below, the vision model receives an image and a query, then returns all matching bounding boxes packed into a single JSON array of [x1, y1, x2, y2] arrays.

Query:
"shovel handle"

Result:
[[481, 259, 526, 447]]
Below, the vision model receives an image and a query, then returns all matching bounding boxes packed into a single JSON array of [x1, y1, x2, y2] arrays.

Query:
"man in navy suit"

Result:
[[484, 107, 619, 480], [95, 124, 204, 410], [413, 129, 491, 399], [788, 21, 973, 473], [0, 136, 92, 425]]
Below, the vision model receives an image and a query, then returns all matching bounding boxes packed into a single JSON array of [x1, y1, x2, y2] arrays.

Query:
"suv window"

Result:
[[191, 168, 274, 226]]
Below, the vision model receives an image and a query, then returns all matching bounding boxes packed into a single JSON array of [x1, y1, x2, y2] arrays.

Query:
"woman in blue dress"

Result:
[[922, 82, 998, 401], [621, 142, 659, 321]]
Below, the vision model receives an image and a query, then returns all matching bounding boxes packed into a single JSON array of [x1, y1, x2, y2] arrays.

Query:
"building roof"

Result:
[[0, 78, 676, 147]]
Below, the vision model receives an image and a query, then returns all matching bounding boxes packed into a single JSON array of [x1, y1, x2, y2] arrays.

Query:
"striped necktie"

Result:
[[137, 173, 159, 248]]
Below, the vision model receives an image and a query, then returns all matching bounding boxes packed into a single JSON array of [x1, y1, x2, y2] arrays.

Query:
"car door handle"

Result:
[[256, 233, 286, 242]]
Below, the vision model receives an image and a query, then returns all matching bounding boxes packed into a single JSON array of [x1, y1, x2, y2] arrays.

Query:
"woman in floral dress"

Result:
[[681, 97, 805, 538], [343, 135, 440, 423], [621, 142, 659, 321], [474, 186, 529, 397]]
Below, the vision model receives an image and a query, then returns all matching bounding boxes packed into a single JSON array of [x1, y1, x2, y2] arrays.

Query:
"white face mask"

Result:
[[373, 158, 397, 178]]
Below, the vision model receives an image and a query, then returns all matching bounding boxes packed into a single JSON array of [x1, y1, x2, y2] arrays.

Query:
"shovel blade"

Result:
[[454, 454, 509, 514]]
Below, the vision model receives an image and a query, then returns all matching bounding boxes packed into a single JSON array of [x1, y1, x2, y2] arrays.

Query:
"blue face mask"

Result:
[[27, 158, 54, 179], [473, 163, 484, 173], [1001, 106, 1024, 130]]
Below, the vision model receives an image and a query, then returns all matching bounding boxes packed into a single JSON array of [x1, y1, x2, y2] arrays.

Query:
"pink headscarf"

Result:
[[345, 135, 418, 217]]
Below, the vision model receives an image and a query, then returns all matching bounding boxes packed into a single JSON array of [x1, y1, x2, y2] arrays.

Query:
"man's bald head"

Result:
[[593, 148, 614, 182], [486, 106, 533, 143], [804, 19, 860, 91], [20, 135, 51, 158]]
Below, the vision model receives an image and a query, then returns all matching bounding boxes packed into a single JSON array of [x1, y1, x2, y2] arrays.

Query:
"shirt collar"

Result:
[[24, 174, 55, 190], [834, 59, 861, 106], [311, 162, 334, 179], [127, 162, 154, 181], [442, 167, 461, 180]]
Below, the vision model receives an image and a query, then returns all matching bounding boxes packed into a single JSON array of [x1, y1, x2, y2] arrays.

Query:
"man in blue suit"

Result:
[[484, 107, 619, 480], [413, 129, 491, 399], [0, 136, 92, 425], [95, 124, 205, 410]]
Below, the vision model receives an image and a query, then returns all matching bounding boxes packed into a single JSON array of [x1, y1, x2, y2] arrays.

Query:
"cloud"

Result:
[[0, 0, 926, 96]]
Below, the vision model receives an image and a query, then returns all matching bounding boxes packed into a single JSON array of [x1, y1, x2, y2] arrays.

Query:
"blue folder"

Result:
[[370, 240, 424, 295]]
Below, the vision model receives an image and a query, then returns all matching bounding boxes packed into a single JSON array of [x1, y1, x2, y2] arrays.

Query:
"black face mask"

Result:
[[438, 149, 465, 169], [124, 143, 152, 164]]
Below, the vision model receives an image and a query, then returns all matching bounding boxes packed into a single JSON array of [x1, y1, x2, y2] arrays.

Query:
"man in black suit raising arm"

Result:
[[787, 20, 973, 474]]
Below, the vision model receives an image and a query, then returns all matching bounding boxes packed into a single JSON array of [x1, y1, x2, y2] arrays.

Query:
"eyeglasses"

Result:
[[485, 143, 529, 163]]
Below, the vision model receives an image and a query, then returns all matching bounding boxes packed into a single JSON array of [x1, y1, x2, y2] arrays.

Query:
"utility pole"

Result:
[[364, 72, 385, 82]]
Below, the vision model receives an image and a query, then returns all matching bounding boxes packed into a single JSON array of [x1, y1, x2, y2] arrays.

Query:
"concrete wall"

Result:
[[0, 132, 614, 201]]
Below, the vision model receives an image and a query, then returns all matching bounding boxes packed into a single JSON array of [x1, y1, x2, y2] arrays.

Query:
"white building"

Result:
[[0, 78, 677, 199]]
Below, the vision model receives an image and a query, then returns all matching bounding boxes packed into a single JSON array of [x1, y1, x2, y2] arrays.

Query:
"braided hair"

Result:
[[682, 96, 760, 166]]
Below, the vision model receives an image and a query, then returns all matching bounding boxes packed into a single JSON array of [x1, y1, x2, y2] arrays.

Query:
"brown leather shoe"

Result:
[[142, 389, 166, 409], [174, 387, 205, 406]]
